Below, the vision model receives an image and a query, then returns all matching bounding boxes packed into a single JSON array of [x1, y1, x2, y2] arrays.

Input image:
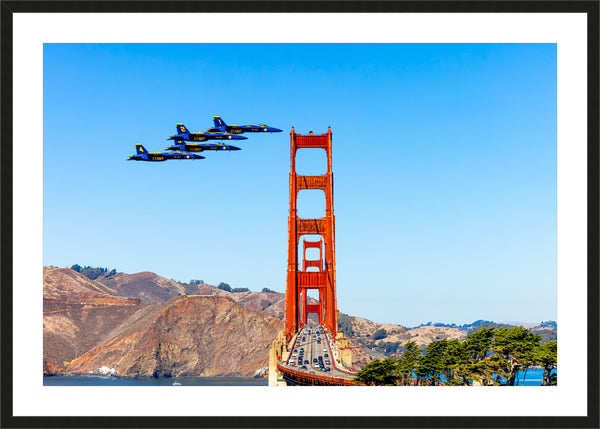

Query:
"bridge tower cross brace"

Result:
[[284, 126, 338, 339]]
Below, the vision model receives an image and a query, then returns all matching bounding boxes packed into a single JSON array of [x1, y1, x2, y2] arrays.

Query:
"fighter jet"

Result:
[[167, 123, 248, 142], [210, 116, 282, 134], [127, 144, 205, 162], [165, 138, 241, 153]]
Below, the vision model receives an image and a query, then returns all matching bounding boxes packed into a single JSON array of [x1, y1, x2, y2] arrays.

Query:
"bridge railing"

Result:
[[335, 360, 356, 375], [325, 334, 358, 376], [277, 362, 360, 386]]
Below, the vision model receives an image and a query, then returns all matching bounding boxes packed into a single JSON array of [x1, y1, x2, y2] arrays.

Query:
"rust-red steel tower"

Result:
[[285, 127, 338, 339]]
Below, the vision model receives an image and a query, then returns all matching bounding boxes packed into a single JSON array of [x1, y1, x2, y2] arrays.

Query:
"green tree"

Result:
[[492, 327, 541, 386], [70, 264, 82, 272], [534, 340, 557, 386], [417, 340, 448, 385], [354, 358, 398, 386], [441, 339, 469, 385], [397, 341, 421, 385], [462, 355, 510, 386], [217, 282, 232, 292], [80, 266, 105, 280], [464, 327, 495, 361]]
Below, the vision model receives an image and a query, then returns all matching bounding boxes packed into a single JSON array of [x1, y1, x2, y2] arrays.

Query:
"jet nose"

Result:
[[271, 127, 283, 133], [230, 145, 241, 151]]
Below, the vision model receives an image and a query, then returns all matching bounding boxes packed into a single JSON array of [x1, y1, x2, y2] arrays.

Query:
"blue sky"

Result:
[[43, 43, 556, 326]]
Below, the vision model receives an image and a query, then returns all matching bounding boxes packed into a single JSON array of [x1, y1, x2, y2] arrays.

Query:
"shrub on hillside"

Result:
[[217, 283, 232, 292], [372, 328, 387, 340]]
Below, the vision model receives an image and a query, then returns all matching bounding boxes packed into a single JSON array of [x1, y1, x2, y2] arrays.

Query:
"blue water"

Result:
[[43, 368, 555, 386], [434, 367, 556, 386], [513, 368, 557, 386], [43, 375, 267, 386]]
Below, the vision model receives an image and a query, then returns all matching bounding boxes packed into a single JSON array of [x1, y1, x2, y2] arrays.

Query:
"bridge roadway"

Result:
[[278, 325, 358, 385]]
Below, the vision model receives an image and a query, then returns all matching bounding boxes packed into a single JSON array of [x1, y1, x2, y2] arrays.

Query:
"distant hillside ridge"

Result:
[[336, 312, 557, 365], [413, 319, 557, 333], [93, 270, 287, 319], [95, 271, 221, 304]]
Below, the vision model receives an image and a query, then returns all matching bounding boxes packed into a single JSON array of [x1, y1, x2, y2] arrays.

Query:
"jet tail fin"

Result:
[[135, 144, 149, 159], [172, 138, 186, 150], [213, 116, 226, 128], [176, 123, 190, 136], [135, 144, 147, 155]]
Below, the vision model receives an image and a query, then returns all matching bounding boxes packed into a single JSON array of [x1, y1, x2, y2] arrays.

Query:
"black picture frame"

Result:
[[1, 1, 598, 428]]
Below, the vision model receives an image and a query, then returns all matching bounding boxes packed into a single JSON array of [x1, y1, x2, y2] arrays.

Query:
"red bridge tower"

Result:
[[284, 127, 338, 339]]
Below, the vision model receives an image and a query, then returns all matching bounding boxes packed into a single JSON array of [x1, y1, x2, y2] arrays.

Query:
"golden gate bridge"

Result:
[[268, 127, 360, 386]]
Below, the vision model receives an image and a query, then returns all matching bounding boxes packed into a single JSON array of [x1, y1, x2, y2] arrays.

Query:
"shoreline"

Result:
[[44, 373, 268, 380]]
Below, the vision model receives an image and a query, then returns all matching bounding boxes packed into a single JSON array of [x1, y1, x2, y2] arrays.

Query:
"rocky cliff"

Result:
[[66, 295, 282, 377], [43, 267, 283, 377], [43, 267, 142, 373]]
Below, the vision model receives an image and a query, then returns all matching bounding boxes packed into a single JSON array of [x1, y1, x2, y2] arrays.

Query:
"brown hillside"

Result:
[[351, 316, 409, 337], [223, 291, 285, 320], [43, 267, 142, 373], [97, 271, 286, 319], [43, 267, 139, 308], [344, 315, 467, 365], [384, 326, 467, 348], [95, 271, 196, 303], [66, 295, 283, 377]]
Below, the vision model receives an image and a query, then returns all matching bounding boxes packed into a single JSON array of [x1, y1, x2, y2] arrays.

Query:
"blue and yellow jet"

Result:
[[127, 144, 205, 162], [210, 116, 282, 134], [167, 123, 248, 142], [165, 138, 241, 153]]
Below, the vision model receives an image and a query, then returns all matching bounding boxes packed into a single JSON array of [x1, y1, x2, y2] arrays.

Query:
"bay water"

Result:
[[44, 368, 553, 386], [43, 375, 266, 386]]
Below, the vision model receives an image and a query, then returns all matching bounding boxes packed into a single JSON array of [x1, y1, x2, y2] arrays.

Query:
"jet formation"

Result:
[[128, 116, 282, 162]]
